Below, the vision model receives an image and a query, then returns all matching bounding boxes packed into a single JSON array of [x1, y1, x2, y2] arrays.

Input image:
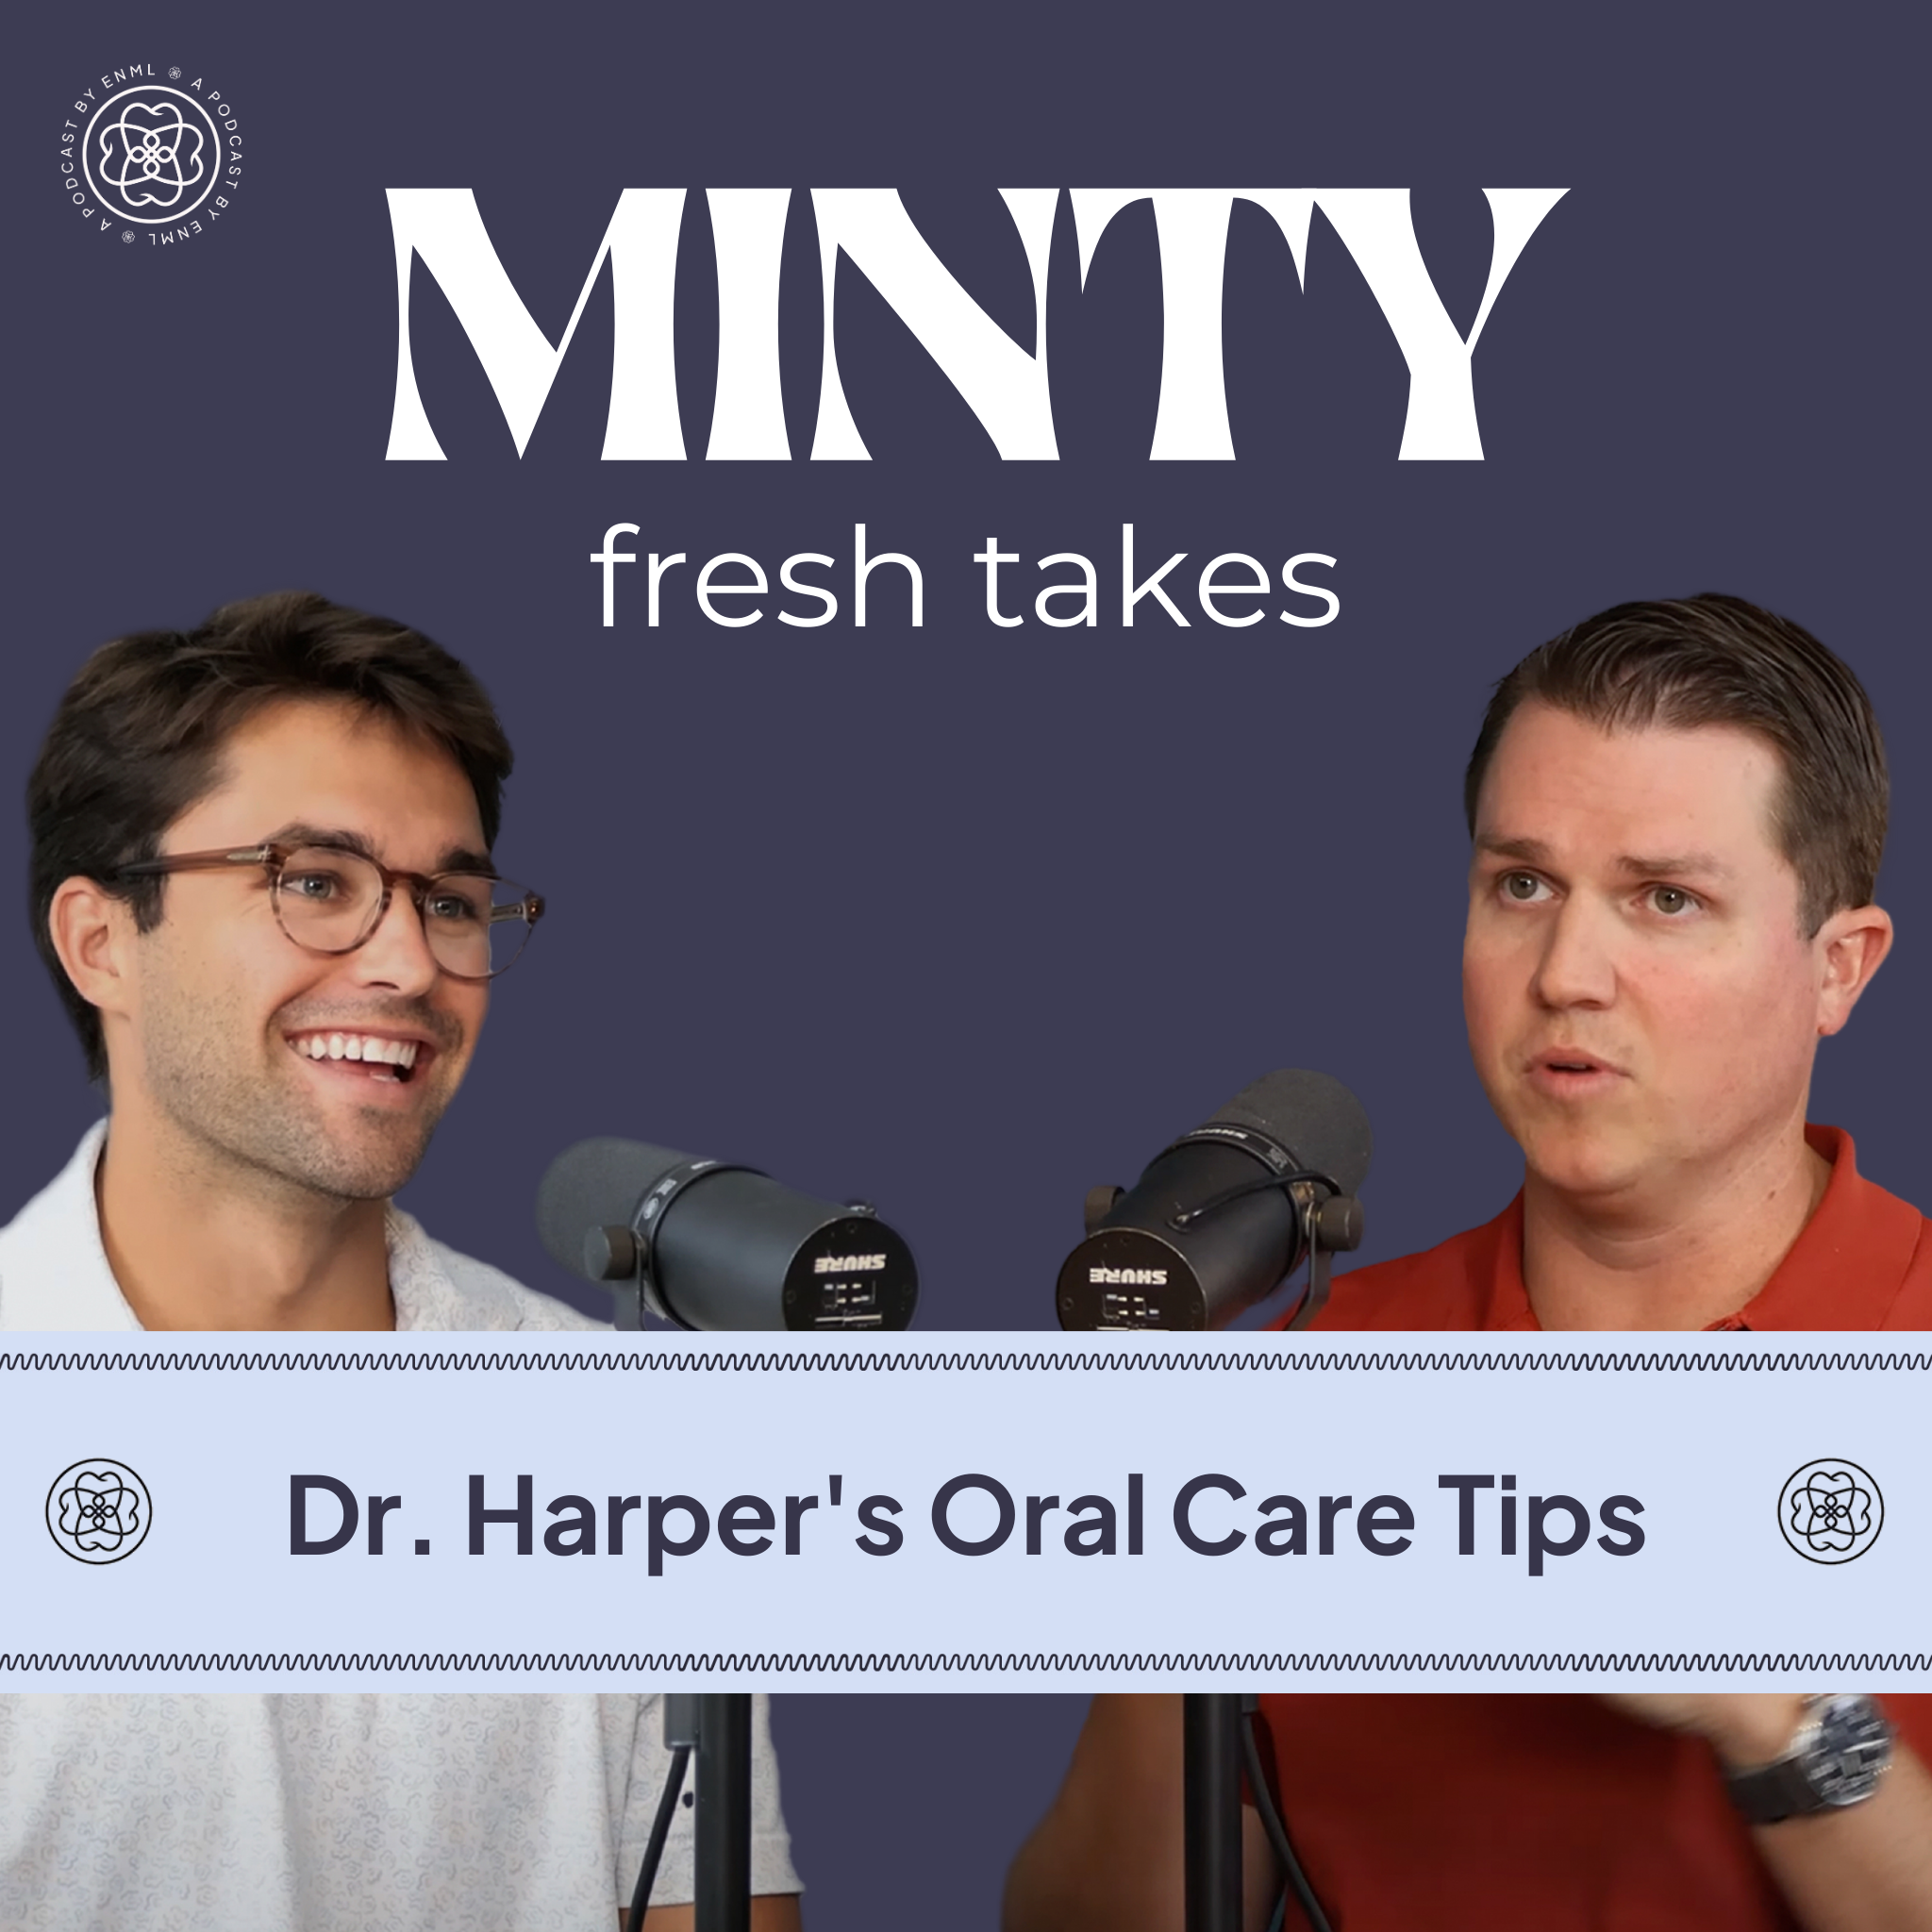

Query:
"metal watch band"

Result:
[[1724, 1694, 1894, 1825], [1726, 1752, 1829, 1825]]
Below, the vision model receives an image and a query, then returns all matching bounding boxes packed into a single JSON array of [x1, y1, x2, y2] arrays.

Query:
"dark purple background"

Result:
[[10, 3, 1926, 1924]]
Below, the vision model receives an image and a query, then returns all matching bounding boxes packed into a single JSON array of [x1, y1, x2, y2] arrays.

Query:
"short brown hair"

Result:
[[1463, 593, 1887, 934], [28, 591, 514, 1081]]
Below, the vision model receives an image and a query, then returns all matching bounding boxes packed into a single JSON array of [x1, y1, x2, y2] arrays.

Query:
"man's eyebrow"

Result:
[[1473, 835, 1552, 865], [263, 825, 495, 874], [1473, 833, 1733, 881], [266, 823, 378, 859], [1611, 851, 1733, 881]]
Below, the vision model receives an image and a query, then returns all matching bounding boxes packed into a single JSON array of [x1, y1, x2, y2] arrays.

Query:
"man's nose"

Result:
[[1530, 896, 1617, 1008], [348, 888, 443, 994]]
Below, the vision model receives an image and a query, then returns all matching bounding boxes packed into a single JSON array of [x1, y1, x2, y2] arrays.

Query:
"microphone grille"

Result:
[[535, 1137, 691, 1282], [1207, 1070, 1373, 1197]]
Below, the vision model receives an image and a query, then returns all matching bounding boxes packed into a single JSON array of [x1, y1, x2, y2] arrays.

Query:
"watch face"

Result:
[[1809, 1695, 1894, 1807]]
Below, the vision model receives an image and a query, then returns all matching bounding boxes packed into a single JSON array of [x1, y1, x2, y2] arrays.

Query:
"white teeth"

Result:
[[290, 1027, 426, 1074], [291, 1031, 424, 1068]]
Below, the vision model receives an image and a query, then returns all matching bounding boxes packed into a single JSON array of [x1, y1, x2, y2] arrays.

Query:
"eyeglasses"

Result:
[[115, 841, 544, 981]]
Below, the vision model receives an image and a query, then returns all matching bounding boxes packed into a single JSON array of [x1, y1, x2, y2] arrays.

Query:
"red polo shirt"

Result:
[[1258, 1125, 1932, 1929]]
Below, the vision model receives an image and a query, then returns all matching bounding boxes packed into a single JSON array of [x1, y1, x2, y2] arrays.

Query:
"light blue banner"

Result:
[[2, 1332, 1922, 1690]]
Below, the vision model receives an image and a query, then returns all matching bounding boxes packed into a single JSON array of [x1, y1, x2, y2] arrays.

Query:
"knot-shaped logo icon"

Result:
[[81, 86, 221, 225], [45, 1458, 153, 1565], [97, 101, 206, 208], [1778, 1458, 1883, 1565]]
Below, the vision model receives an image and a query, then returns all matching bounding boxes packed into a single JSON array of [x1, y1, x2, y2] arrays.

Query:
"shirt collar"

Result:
[[386, 1208, 472, 1331], [0, 1122, 460, 1332]]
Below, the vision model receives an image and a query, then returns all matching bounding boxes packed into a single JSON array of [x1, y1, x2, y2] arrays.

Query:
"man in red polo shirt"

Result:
[[1004, 595, 1932, 1931]]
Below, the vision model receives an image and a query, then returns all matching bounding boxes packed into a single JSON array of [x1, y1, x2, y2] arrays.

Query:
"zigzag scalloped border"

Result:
[[4, 1649, 1930, 1675], [3, 1349, 1929, 1373]]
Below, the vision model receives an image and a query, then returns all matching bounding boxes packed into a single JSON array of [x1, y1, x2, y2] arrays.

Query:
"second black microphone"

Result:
[[537, 1138, 919, 1331]]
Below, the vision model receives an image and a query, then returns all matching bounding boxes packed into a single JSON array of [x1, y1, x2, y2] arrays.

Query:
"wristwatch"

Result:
[[1724, 1694, 1895, 1824]]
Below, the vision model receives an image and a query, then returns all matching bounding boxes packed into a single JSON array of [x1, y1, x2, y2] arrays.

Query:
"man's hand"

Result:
[[1596, 1691, 1810, 1767], [1599, 1693, 1932, 1931]]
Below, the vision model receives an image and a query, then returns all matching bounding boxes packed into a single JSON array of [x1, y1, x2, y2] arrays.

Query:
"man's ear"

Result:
[[1815, 902, 1893, 1038], [47, 877, 141, 1028]]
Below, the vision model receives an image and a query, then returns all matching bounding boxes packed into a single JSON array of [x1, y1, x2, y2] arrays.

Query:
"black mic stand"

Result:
[[663, 1694, 753, 1932], [1184, 1693, 1245, 1932], [1183, 1196, 1358, 1932], [596, 1242, 756, 1932]]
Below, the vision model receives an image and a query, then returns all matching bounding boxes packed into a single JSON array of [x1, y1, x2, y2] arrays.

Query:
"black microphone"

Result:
[[537, 1139, 919, 1331], [1055, 1071, 1372, 1332]]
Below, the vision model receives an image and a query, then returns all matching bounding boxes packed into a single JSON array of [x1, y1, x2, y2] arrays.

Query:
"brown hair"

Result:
[[28, 591, 514, 1080], [1463, 593, 1887, 934]]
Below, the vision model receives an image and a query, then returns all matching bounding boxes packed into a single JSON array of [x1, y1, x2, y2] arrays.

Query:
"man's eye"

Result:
[[1501, 872, 1546, 903], [425, 891, 484, 924], [283, 871, 343, 902], [1649, 885, 1697, 916]]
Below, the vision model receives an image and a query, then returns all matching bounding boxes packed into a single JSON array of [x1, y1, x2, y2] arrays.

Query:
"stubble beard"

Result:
[[139, 988, 463, 1206]]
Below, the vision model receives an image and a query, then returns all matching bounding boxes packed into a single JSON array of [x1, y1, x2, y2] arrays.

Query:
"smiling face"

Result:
[[1462, 701, 1878, 1208], [104, 697, 491, 1203]]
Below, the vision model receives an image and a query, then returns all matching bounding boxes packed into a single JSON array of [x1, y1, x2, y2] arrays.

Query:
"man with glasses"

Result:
[[0, 591, 803, 1926]]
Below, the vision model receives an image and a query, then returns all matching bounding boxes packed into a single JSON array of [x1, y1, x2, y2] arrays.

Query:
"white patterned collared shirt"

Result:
[[0, 1124, 800, 1931]]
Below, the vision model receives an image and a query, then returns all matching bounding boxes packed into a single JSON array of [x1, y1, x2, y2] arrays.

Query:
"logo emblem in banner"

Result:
[[45, 1457, 152, 1565], [1779, 1458, 1883, 1564]]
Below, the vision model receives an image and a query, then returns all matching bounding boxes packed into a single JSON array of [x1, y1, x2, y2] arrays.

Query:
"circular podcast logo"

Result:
[[57, 62, 244, 245], [1778, 1458, 1883, 1565], [46, 1458, 153, 1564]]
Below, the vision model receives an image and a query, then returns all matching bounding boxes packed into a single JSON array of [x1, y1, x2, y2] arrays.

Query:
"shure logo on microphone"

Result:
[[1090, 1266, 1168, 1286], [814, 1254, 888, 1274]]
